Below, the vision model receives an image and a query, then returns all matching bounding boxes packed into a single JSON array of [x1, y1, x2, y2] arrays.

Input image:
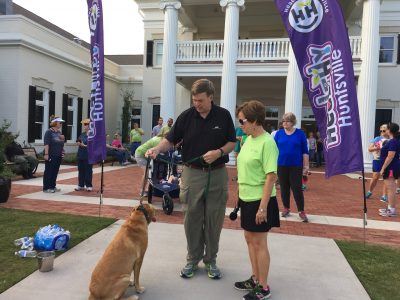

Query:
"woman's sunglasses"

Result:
[[238, 118, 247, 125]]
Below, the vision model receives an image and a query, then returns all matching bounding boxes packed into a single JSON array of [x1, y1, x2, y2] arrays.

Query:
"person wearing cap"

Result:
[[75, 118, 93, 192], [43, 115, 65, 193]]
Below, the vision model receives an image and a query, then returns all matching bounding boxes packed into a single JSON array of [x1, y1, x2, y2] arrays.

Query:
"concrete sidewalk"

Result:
[[0, 222, 370, 300]]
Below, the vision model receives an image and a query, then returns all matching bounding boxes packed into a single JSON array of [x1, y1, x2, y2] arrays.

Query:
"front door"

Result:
[[374, 109, 392, 137]]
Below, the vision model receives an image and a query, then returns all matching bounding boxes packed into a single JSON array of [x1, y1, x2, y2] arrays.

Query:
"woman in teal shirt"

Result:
[[234, 100, 280, 300]]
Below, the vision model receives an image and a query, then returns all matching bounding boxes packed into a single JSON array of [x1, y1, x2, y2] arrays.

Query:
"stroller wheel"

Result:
[[162, 193, 174, 215], [147, 185, 153, 204]]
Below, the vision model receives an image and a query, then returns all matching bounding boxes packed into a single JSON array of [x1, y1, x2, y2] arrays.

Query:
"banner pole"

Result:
[[361, 169, 367, 247], [98, 161, 104, 217]]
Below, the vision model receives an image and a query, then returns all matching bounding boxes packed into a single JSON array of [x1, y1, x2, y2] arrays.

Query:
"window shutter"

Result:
[[49, 91, 55, 119], [62, 94, 68, 136], [77, 97, 83, 138], [397, 34, 400, 64], [28, 85, 36, 143], [146, 40, 154, 67]]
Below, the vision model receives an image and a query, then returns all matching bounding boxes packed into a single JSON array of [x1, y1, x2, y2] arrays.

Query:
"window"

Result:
[[302, 107, 315, 119], [379, 35, 397, 64], [131, 108, 142, 128], [265, 107, 279, 132], [34, 88, 49, 142], [66, 95, 78, 142], [154, 40, 163, 66]]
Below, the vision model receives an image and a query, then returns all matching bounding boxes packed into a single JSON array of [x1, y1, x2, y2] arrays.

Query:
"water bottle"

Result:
[[15, 250, 37, 258], [21, 238, 34, 251], [14, 237, 30, 246]]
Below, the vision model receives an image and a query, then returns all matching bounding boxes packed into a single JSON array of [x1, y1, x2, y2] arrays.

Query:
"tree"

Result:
[[0, 121, 17, 179], [120, 89, 134, 144]]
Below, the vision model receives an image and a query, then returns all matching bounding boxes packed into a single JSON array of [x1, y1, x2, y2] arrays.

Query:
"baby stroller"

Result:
[[147, 151, 182, 215]]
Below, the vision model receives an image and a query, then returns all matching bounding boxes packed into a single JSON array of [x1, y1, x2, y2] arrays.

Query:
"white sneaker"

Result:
[[379, 209, 397, 217], [54, 188, 61, 192], [43, 189, 55, 193], [86, 187, 93, 192], [396, 188, 400, 194], [74, 186, 84, 191], [122, 161, 130, 166]]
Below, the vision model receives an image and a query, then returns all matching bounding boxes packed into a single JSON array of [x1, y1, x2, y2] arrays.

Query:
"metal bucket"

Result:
[[37, 251, 55, 272]]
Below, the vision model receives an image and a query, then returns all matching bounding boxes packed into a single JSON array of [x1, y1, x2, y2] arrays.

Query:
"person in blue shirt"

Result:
[[75, 119, 93, 192], [378, 122, 400, 217], [274, 112, 309, 222], [43, 116, 65, 193]]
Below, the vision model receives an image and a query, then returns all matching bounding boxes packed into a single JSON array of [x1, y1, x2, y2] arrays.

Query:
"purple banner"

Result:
[[275, 0, 363, 177], [87, 0, 106, 164]]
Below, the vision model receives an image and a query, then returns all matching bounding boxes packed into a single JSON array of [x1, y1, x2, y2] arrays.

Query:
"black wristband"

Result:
[[219, 148, 224, 157]]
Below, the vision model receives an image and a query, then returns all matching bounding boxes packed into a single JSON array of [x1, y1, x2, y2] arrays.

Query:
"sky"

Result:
[[13, 0, 145, 55]]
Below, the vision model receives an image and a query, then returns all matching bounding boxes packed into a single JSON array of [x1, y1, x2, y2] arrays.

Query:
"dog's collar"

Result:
[[137, 204, 151, 224]]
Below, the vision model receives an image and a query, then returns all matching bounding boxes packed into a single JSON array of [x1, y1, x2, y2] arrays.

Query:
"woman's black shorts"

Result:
[[382, 167, 399, 180], [240, 196, 280, 232]]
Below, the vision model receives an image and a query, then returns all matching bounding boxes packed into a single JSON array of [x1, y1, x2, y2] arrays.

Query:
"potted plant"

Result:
[[0, 121, 16, 203]]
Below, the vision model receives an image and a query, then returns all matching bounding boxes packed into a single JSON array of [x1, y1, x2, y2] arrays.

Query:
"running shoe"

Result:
[[205, 262, 222, 279], [379, 209, 397, 217], [180, 263, 198, 279], [243, 284, 271, 300], [281, 208, 290, 217], [86, 187, 93, 192], [234, 276, 257, 291], [74, 186, 84, 191], [380, 195, 388, 203], [365, 191, 372, 199], [299, 211, 309, 223]]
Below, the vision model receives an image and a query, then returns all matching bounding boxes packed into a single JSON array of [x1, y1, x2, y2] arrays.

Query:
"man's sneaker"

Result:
[[243, 285, 271, 300], [365, 191, 373, 199], [74, 186, 84, 191], [205, 262, 222, 279], [380, 195, 388, 203], [54, 187, 61, 192], [379, 207, 389, 213], [234, 276, 257, 291], [379, 209, 397, 217], [43, 189, 55, 193], [299, 211, 309, 222], [396, 188, 400, 194], [180, 263, 198, 279], [301, 184, 307, 191], [281, 208, 290, 217], [86, 187, 93, 192]]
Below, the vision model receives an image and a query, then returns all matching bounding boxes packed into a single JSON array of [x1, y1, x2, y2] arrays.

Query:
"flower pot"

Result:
[[0, 178, 11, 203]]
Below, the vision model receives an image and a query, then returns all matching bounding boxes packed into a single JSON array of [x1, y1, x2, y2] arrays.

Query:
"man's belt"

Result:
[[185, 163, 225, 172]]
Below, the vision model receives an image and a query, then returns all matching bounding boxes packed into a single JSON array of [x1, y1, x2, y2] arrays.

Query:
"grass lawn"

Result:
[[0, 207, 116, 293], [337, 240, 400, 300]]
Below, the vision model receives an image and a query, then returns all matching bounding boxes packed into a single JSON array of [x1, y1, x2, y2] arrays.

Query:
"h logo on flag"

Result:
[[289, 0, 324, 33]]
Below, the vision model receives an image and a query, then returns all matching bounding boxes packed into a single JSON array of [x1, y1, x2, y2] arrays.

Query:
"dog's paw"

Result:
[[135, 285, 145, 294]]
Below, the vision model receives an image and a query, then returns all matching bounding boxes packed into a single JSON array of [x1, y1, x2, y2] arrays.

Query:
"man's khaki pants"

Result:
[[180, 166, 228, 265]]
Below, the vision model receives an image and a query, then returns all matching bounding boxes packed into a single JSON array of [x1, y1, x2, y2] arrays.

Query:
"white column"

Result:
[[357, 0, 380, 167], [160, 1, 181, 121], [220, 0, 245, 121], [284, 45, 303, 124]]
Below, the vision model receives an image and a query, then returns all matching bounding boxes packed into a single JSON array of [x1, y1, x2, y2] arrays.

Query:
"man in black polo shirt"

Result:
[[147, 79, 236, 280]]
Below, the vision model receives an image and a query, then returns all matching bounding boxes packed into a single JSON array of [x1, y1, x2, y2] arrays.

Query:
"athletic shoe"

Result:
[[299, 211, 309, 223], [281, 208, 290, 217], [243, 285, 271, 300], [234, 276, 257, 291], [205, 262, 222, 279], [180, 263, 198, 279], [74, 186, 84, 191], [380, 195, 388, 203], [43, 189, 55, 193], [122, 161, 130, 166], [365, 191, 373, 199], [379, 207, 389, 213], [379, 209, 397, 217], [86, 187, 93, 192], [302, 184, 307, 191], [396, 188, 400, 194]]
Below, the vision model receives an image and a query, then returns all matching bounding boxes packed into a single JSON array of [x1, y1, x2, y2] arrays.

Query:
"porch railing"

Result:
[[176, 36, 362, 62]]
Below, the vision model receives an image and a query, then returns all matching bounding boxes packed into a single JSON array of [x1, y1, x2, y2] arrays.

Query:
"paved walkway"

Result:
[[0, 221, 370, 300], [1, 162, 400, 299]]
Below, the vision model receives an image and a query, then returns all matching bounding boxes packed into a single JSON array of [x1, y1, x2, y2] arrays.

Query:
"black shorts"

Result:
[[382, 168, 399, 180], [240, 196, 280, 232]]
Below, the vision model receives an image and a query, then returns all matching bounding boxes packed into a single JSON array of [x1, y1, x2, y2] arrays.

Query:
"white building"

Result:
[[0, 0, 399, 167]]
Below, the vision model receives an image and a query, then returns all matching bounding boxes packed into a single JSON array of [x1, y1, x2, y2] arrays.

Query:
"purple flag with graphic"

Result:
[[87, 0, 106, 164], [275, 0, 363, 177]]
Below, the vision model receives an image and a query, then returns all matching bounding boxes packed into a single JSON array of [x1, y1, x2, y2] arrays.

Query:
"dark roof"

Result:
[[12, 3, 91, 50], [105, 55, 143, 65]]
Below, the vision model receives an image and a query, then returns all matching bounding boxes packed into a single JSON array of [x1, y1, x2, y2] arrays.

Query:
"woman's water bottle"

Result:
[[15, 250, 37, 258]]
